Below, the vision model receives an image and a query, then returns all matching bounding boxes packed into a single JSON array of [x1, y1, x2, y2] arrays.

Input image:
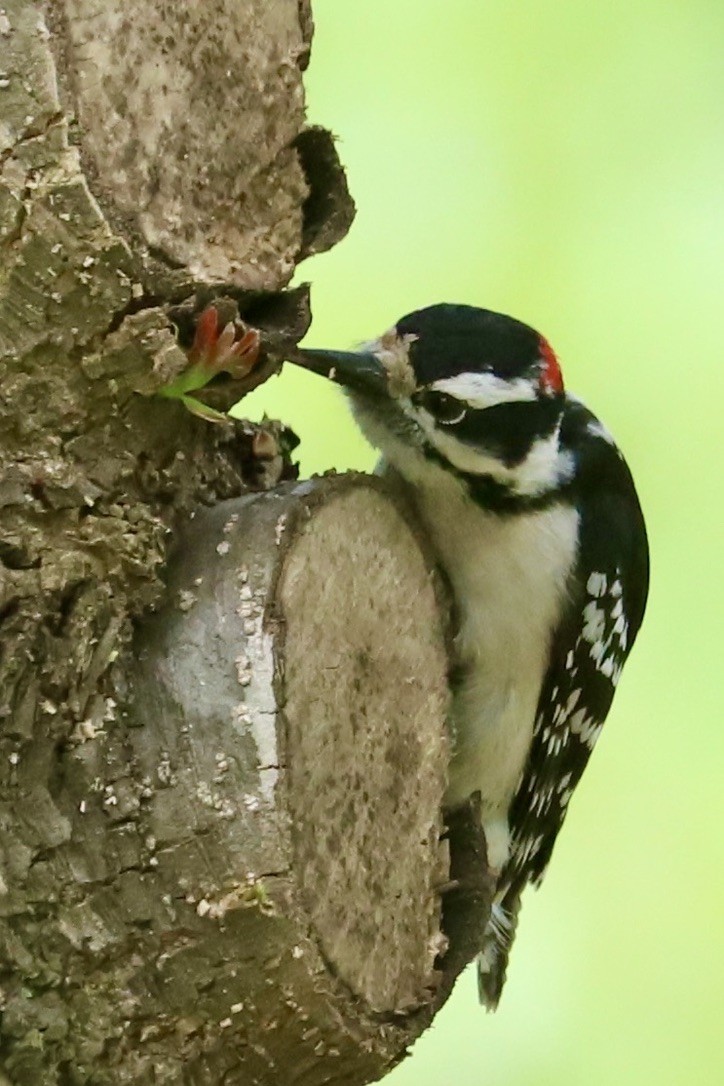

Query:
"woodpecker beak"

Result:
[[288, 348, 390, 398]]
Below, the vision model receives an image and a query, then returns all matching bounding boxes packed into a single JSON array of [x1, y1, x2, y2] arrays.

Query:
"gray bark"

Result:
[[0, 3, 491, 1083]]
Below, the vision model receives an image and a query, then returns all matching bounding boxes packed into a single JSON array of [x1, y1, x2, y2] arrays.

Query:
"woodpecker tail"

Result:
[[477, 889, 523, 1010]]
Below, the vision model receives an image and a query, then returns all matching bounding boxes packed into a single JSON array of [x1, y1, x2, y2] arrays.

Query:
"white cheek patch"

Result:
[[431, 372, 538, 409], [410, 409, 574, 497]]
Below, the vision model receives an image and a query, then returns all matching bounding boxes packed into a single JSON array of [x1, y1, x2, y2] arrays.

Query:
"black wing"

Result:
[[478, 401, 649, 1008]]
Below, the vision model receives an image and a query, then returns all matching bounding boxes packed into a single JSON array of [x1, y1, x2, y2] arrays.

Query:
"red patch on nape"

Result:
[[539, 337, 564, 395]]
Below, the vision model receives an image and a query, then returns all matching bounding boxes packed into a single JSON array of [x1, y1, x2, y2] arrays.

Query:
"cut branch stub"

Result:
[[117, 474, 458, 1083]]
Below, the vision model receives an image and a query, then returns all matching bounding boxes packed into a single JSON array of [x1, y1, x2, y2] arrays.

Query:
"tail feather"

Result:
[[477, 891, 522, 1010]]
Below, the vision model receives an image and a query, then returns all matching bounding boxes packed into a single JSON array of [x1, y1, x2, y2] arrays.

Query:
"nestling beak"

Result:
[[288, 348, 390, 398]]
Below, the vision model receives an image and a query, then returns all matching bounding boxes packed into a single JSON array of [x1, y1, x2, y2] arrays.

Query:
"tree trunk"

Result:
[[0, 3, 491, 1083]]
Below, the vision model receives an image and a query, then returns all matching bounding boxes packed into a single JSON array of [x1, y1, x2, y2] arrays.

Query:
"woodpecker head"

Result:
[[291, 304, 572, 500]]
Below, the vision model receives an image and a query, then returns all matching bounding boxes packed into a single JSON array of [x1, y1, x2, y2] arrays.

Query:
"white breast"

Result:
[[434, 490, 579, 806], [361, 412, 579, 871]]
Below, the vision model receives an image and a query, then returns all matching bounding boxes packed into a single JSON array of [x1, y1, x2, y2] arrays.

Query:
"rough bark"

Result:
[[0, 3, 491, 1083]]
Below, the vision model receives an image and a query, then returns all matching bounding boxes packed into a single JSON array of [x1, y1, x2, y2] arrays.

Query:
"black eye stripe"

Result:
[[412, 390, 467, 426]]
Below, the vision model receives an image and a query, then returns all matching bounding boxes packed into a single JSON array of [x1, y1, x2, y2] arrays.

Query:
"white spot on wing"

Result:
[[580, 568, 630, 682], [586, 419, 616, 445], [569, 709, 603, 748], [582, 600, 606, 643], [587, 572, 607, 597], [566, 689, 581, 712]]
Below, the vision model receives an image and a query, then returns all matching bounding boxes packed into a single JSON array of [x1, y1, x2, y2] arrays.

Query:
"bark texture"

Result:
[[0, 3, 490, 1083]]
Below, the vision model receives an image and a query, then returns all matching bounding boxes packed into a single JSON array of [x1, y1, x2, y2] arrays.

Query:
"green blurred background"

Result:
[[244, 2, 724, 1083]]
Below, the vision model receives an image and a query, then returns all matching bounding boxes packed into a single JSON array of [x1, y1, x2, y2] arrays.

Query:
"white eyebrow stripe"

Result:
[[431, 372, 538, 408]]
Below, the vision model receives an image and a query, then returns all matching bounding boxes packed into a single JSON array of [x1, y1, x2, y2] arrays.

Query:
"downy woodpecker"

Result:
[[289, 303, 649, 1008]]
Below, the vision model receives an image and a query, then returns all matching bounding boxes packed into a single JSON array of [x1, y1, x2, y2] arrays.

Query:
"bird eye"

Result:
[[413, 390, 467, 426]]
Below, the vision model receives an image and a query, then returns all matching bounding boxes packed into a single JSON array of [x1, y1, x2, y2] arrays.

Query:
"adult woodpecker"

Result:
[[287, 303, 649, 1008]]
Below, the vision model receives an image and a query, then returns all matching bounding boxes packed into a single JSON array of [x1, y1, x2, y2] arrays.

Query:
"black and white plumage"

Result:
[[290, 303, 649, 1009]]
